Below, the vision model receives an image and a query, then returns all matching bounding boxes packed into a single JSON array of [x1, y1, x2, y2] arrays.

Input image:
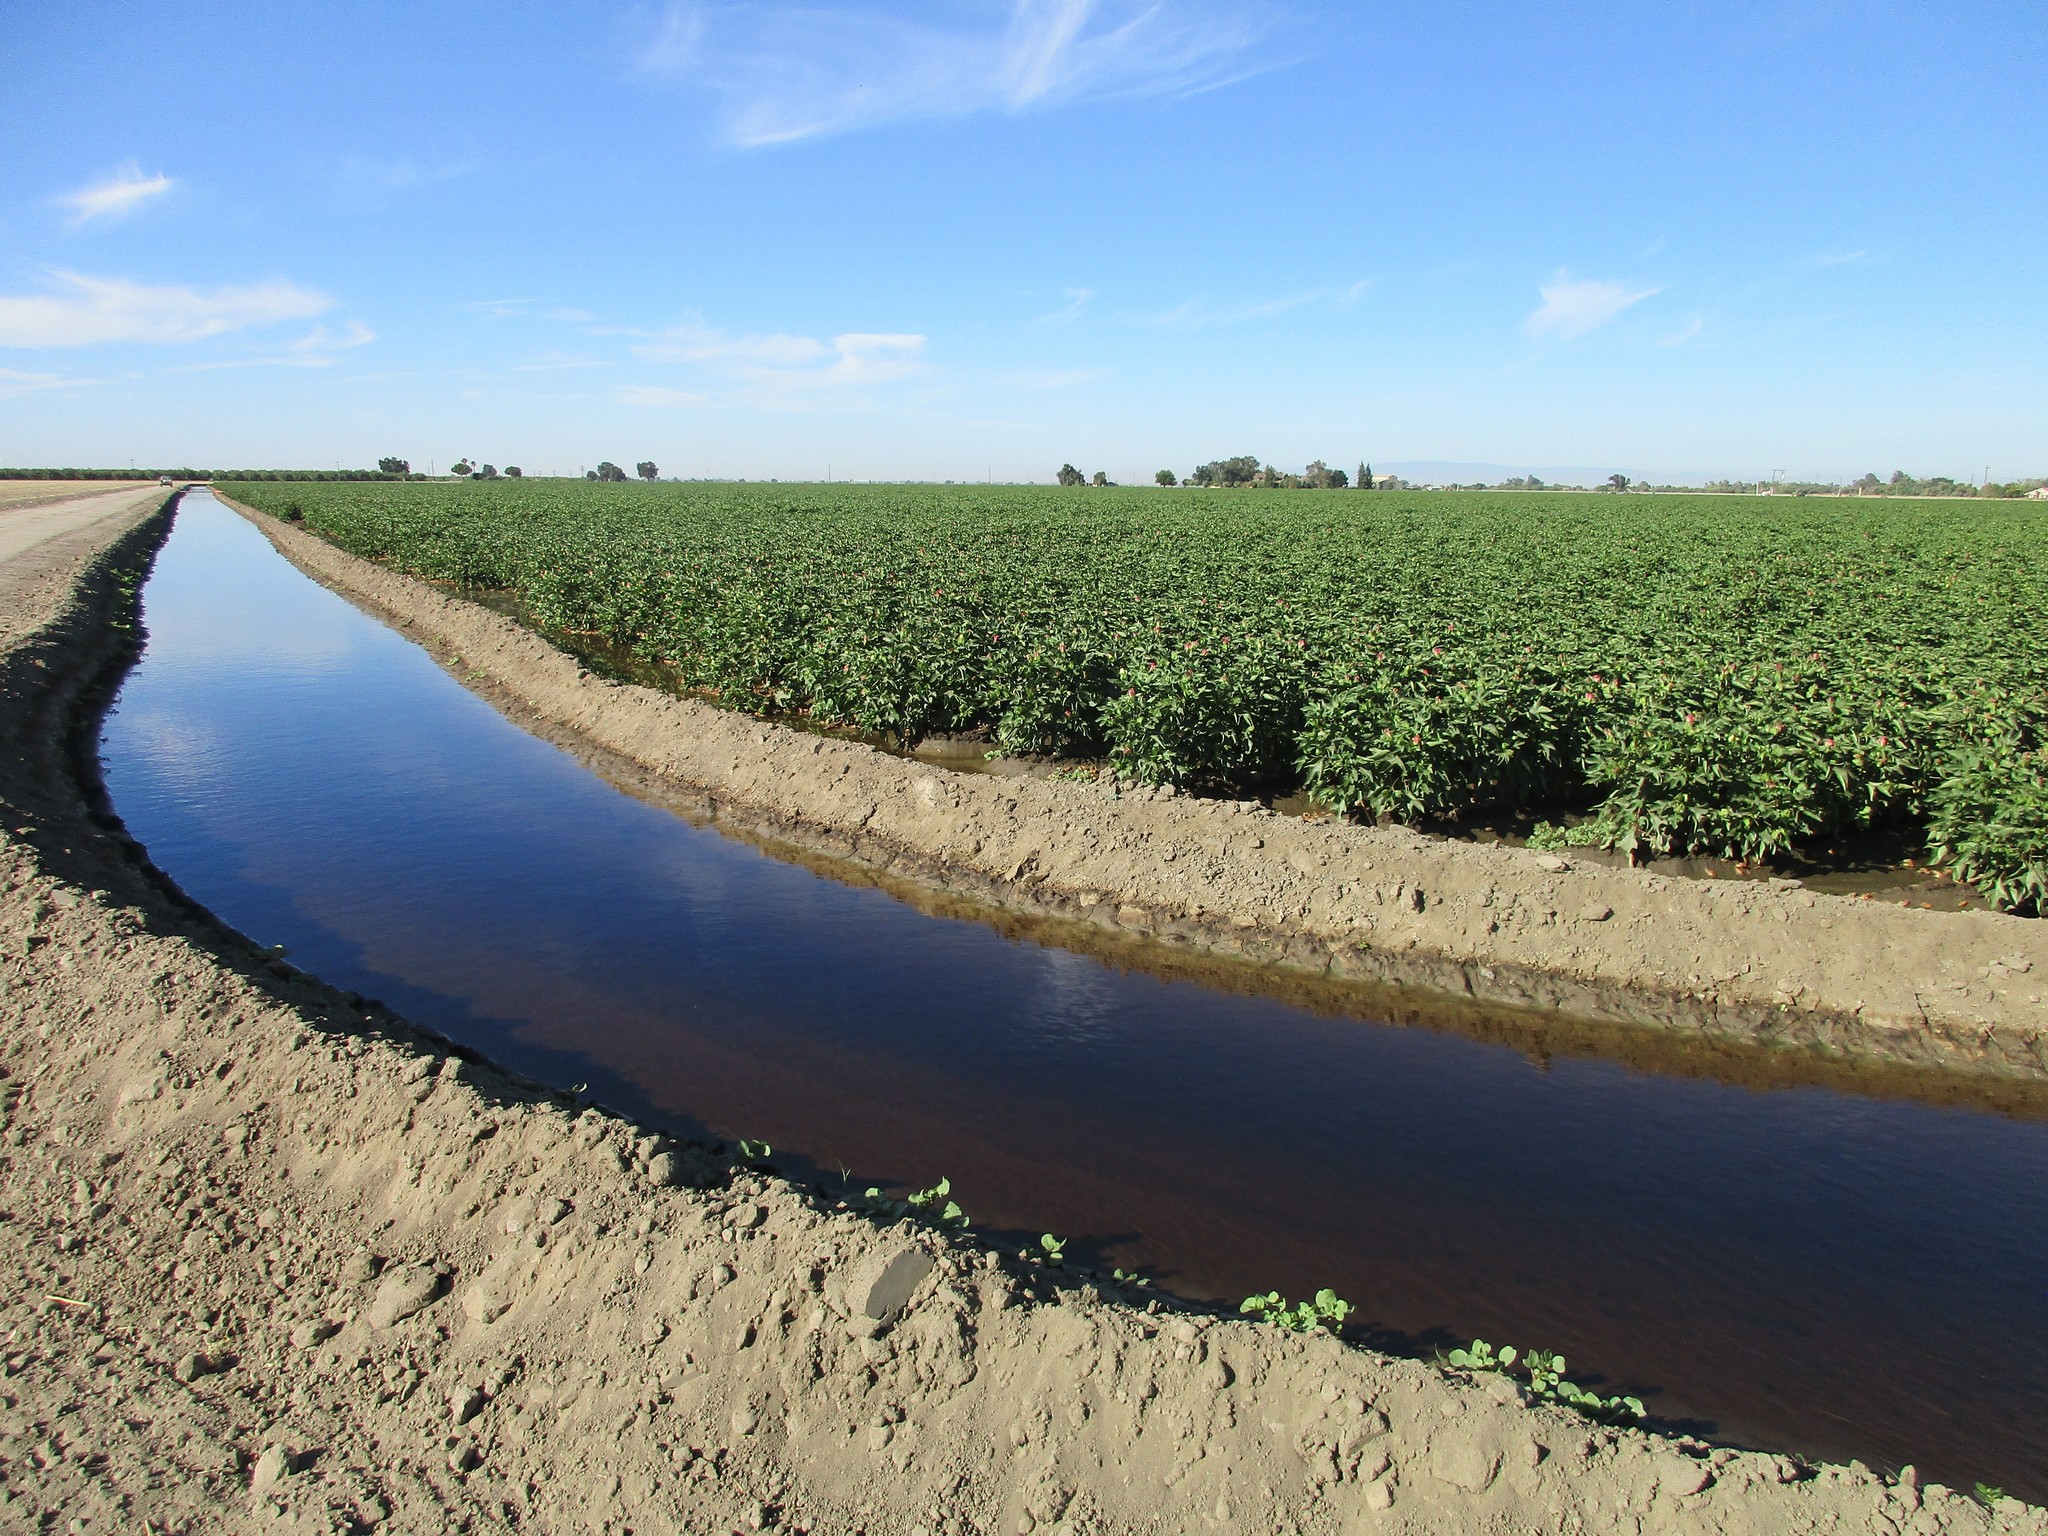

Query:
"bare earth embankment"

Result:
[[1, 490, 2041, 1533]]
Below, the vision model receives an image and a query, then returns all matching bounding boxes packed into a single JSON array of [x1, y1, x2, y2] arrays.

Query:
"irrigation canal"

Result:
[[99, 492, 2048, 1499]]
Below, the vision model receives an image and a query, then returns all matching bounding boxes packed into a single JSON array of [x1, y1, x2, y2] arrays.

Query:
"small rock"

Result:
[[1535, 854, 1571, 873], [541, 1198, 571, 1226], [341, 1250, 381, 1286], [859, 1248, 935, 1324], [289, 1319, 337, 1351], [1577, 902, 1614, 923], [173, 1352, 214, 1383], [250, 1444, 297, 1490], [735, 1203, 766, 1231], [448, 1440, 480, 1474], [451, 1385, 485, 1425], [1428, 1435, 1501, 1493], [731, 1406, 760, 1437], [367, 1264, 445, 1328], [1363, 1476, 1395, 1510], [645, 1152, 682, 1188], [1660, 1457, 1713, 1497]]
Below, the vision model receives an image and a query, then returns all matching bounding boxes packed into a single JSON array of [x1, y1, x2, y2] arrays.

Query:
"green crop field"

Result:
[[223, 480, 2048, 912]]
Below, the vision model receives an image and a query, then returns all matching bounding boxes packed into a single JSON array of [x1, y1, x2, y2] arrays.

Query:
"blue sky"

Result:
[[2, 1, 2043, 482]]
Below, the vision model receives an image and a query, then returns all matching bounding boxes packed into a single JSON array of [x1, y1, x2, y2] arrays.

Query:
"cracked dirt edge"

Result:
[[222, 493, 2048, 1083]]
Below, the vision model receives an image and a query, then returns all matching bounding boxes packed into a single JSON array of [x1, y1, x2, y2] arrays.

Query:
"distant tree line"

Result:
[[1065, 458, 1393, 489], [0, 468, 436, 482], [1700, 472, 2048, 498]]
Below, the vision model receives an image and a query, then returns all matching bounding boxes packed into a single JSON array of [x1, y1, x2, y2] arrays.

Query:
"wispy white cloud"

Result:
[[633, 318, 929, 393], [0, 366, 113, 399], [0, 271, 334, 348], [163, 318, 374, 373], [1660, 315, 1705, 347], [617, 384, 716, 408], [1335, 277, 1373, 307], [293, 320, 376, 352], [56, 162, 174, 226], [518, 353, 612, 372], [642, 0, 1282, 147], [999, 367, 1105, 390], [461, 297, 536, 319], [168, 354, 336, 374], [340, 154, 473, 191], [1523, 270, 1660, 340], [1036, 287, 1095, 327], [635, 322, 833, 367], [1129, 289, 1325, 329]]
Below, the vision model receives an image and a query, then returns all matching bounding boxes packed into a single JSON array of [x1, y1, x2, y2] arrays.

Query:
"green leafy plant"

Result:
[[904, 1176, 968, 1229], [734, 1138, 772, 1162], [1974, 1483, 2005, 1507], [1037, 1233, 1067, 1266], [1239, 1289, 1353, 1333], [1110, 1267, 1152, 1288], [1444, 1338, 1645, 1424], [858, 1176, 968, 1230]]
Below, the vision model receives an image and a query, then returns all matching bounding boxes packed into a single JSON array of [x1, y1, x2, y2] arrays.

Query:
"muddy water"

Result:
[[102, 495, 2048, 1499]]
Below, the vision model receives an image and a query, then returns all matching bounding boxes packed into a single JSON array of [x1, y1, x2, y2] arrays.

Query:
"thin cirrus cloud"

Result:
[[1523, 270, 1662, 341], [55, 162, 174, 225], [166, 322, 378, 374], [0, 366, 109, 400], [1035, 287, 1095, 328], [617, 384, 716, 408], [1128, 288, 1331, 329], [0, 271, 334, 348], [632, 320, 929, 392], [642, 0, 1280, 147]]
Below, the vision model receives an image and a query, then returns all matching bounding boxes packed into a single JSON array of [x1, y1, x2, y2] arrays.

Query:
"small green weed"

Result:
[[734, 1138, 772, 1163], [1240, 1289, 1353, 1334], [1974, 1484, 2005, 1507], [1445, 1338, 1645, 1424], [1037, 1233, 1067, 1266], [860, 1176, 969, 1231], [1111, 1267, 1152, 1288]]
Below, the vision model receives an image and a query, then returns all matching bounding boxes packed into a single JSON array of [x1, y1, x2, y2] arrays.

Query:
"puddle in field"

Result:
[[100, 493, 2048, 1499]]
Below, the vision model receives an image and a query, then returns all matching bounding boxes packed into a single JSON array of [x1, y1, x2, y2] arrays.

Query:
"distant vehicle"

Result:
[[158, 475, 172, 485]]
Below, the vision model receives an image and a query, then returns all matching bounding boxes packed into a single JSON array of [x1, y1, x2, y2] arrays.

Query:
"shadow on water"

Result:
[[99, 493, 2048, 1499]]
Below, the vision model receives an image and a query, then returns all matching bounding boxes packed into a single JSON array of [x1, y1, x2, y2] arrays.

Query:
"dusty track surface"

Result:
[[229, 497, 2048, 1082], [2, 493, 2042, 1534], [0, 484, 175, 566]]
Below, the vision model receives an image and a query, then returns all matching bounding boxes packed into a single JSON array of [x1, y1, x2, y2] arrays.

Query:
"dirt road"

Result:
[[0, 491, 2036, 1533], [0, 484, 176, 591]]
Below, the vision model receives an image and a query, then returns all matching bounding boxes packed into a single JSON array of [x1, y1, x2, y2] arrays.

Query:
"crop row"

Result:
[[225, 481, 2048, 911]]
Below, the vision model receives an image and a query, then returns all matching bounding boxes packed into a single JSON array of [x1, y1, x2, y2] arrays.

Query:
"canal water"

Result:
[[99, 493, 2048, 1498]]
